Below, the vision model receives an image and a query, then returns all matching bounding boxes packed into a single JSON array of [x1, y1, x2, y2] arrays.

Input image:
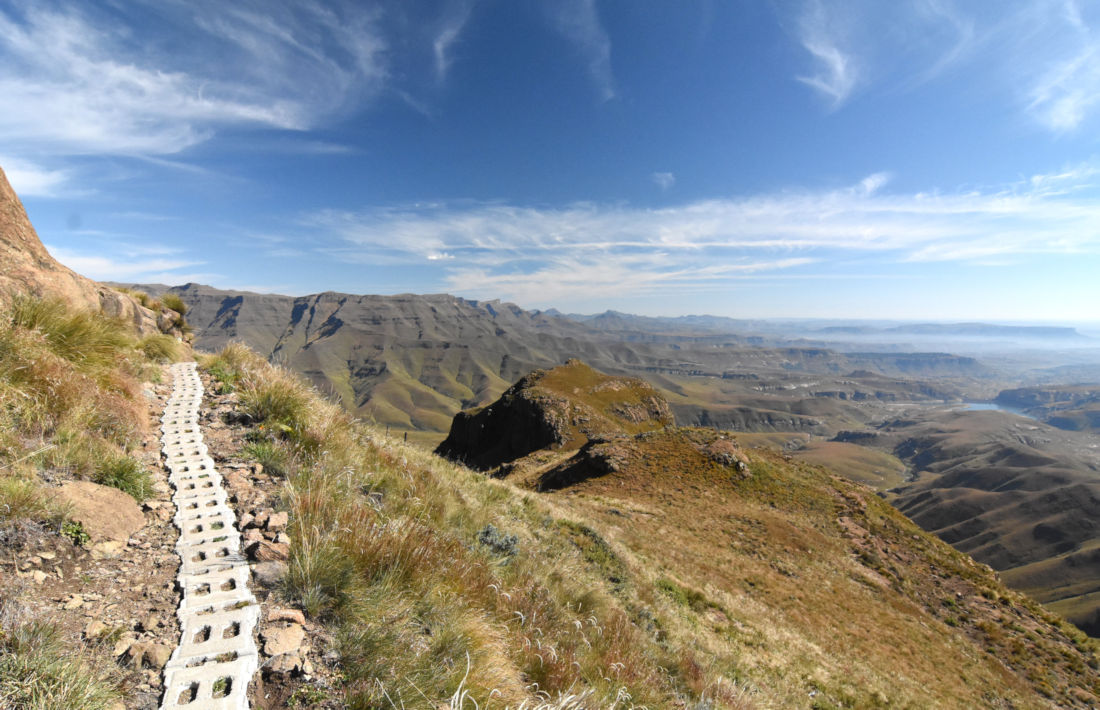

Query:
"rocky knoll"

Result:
[[436, 359, 672, 470], [0, 166, 163, 334]]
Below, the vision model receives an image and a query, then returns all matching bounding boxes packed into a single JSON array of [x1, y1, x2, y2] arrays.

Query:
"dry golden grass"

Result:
[[206, 348, 1100, 709], [0, 296, 179, 706]]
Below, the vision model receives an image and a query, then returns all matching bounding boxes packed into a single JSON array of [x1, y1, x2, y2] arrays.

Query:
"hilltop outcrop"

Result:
[[435, 359, 672, 469], [0, 167, 166, 334]]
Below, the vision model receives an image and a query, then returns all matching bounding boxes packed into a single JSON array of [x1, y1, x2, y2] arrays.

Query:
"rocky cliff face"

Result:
[[435, 359, 673, 470], [0, 167, 161, 334]]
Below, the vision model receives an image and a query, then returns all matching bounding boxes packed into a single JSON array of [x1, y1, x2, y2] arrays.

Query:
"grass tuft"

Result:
[[160, 293, 188, 316], [140, 333, 181, 362], [93, 454, 152, 502], [0, 599, 122, 709]]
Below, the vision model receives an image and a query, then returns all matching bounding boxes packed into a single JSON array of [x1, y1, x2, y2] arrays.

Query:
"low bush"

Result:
[[9, 295, 133, 371], [239, 369, 312, 428]]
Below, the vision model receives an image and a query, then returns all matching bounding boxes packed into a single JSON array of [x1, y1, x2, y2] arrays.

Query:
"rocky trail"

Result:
[[3, 360, 331, 708]]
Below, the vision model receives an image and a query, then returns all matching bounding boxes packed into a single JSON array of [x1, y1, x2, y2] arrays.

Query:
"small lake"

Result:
[[959, 402, 1035, 419]]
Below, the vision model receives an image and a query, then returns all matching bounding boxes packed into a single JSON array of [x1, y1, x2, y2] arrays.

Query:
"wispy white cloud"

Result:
[[652, 172, 676, 190], [794, 0, 858, 108], [0, 1, 386, 158], [0, 156, 72, 197], [786, 1, 1100, 130], [301, 164, 1100, 305], [433, 2, 475, 81], [1027, 43, 1100, 131], [44, 244, 204, 282], [547, 0, 617, 101]]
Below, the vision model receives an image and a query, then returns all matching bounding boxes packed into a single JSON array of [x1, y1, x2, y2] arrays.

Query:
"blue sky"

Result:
[[2, 0, 1100, 321]]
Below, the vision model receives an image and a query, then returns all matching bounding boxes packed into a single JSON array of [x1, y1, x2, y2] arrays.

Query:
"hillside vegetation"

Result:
[[0, 296, 185, 708], [208, 350, 1099, 708]]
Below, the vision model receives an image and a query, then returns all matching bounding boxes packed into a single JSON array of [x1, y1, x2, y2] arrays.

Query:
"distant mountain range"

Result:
[[130, 283, 992, 433], [565, 310, 1090, 342]]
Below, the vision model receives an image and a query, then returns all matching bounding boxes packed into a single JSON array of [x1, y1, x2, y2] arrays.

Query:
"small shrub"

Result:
[[0, 601, 121, 708], [61, 521, 91, 547], [9, 295, 133, 370], [288, 686, 329, 707], [94, 455, 152, 502], [207, 363, 240, 393], [477, 524, 518, 557], [240, 372, 310, 428], [0, 476, 59, 527]]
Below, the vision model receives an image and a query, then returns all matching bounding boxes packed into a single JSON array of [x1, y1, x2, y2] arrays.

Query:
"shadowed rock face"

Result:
[[0, 166, 160, 333], [435, 359, 673, 470]]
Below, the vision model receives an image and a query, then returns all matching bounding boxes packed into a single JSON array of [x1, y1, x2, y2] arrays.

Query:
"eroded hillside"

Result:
[[427, 361, 1100, 706]]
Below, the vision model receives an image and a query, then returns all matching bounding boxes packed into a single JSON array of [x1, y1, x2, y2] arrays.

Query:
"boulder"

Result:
[[252, 561, 288, 587], [268, 608, 306, 625], [261, 624, 304, 656], [246, 540, 290, 562], [265, 652, 302, 676], [56, 481, 144, 543], [0, 166, 160, 334]]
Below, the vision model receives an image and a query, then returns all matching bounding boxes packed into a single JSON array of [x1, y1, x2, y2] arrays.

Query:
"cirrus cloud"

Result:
[[296, 164, 1100, 306]]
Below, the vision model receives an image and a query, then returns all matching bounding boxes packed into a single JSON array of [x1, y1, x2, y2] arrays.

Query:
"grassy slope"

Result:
[[0, 295, 185, 709], [211, 348, 1100, 709]]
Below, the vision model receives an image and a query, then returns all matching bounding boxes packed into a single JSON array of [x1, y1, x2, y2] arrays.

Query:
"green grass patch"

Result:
[[242, 441, 292, 478], [160, 293, 188, 316]]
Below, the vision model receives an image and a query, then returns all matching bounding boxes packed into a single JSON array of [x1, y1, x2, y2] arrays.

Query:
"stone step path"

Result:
[[160, 362, 259, 710]]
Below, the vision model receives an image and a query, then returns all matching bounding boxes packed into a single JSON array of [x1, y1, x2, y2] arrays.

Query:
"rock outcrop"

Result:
[[436, 359, 673, 470], [0, 166, 161, 333]]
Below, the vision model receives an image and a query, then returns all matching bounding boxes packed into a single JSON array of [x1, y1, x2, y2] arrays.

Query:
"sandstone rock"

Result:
[[252, 561, 288, 587], [265, 652, 302, 676], [114, 635, 137, 657], [56, 481, 144, 543], [266, 511, 289, 532], [268, 608, 306, 625], [261, 624, 304, 656], [85, 620, 107, 639], [38, 551, 56, 560], [0, 167, 160, 333], [247, 540, 290, 562], [238, 512, 255, 529], [243, 529, 265, 544], [31, 570, 47, 584], [139, 614, 160, 632], [63, 594, 84, 610], [90, 540, 126, 559], [252, 510, 271, 529], [126, 642, 172, 670]]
